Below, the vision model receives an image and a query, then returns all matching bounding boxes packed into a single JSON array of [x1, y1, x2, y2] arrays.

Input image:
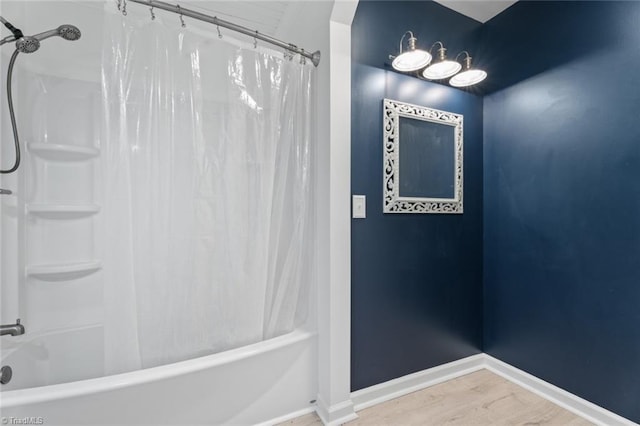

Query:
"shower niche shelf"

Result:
[[28, 143, 100, 161], [26, 261, 102, 281], [27, 204, 101, 219]]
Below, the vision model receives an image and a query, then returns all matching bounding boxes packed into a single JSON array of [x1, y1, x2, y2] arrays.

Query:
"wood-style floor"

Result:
[[280, 369, 592, 425]]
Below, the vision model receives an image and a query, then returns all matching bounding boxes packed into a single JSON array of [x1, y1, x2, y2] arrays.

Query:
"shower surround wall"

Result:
[[351, 1, 484, 391], [483, 1, 640, 423], [0, 0, 111, 391], [0, 13, 105, 391]]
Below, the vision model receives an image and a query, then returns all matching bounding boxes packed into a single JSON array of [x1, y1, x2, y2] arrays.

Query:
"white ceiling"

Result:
[[434, 0, 517, 23], [184, 1, 515, 28]]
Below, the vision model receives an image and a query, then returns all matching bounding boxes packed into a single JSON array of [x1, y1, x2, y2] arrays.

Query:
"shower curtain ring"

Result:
[[177, 4, 186, 27], [254, 31, 258, 49], [217, 24, 222, 39], [117, 0, 122, 11], [121, 0, 128, 15], [149, 6, 156, 20]]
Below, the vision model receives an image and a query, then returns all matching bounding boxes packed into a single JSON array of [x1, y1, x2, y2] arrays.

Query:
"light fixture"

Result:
[[390, 31, 432, 72], [388, 33, 487, 88], [449, 51, 487, 87], [422, 42, 462, 80]]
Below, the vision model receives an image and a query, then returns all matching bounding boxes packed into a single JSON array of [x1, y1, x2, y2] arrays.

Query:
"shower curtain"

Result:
[[101, 7, 314, 374]]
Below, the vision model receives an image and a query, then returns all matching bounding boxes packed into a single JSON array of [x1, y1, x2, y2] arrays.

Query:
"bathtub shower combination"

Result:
[[1, 2, 319, 424]]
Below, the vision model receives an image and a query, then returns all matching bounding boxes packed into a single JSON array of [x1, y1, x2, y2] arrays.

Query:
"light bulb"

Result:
[[422, 60, 462, 80], [449, 53, 487, 87], [449, 69, 487, 87], [422, 43, 461, 80], [392, 49, 432, 72], [391, 32, 432, 72]]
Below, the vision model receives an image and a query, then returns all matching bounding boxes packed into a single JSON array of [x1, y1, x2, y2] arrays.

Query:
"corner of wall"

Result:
[[316, 395, 358, 425], [316, 0, 359, 423]]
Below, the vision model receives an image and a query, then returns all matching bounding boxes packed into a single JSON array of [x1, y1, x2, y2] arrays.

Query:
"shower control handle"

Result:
[[0, 365, 12, 385]]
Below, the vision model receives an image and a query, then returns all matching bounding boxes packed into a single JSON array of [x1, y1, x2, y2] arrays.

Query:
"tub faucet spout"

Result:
[[0, 319, 25, 336]]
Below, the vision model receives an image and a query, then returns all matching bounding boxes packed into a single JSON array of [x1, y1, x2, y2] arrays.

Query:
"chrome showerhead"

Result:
[[15, 36, 39, 53], [58, 25, 81, 41], [14, 24, 81, 53]]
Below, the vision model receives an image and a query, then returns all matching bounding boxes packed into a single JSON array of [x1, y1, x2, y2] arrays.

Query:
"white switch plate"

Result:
[[352, 195, 366, 219]]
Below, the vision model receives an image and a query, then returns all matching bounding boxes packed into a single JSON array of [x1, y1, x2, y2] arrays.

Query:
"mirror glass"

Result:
[[398, 117, 455, 199]]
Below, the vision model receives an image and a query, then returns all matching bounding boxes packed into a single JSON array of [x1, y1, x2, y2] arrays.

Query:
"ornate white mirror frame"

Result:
[[383, 98, 463, 214]]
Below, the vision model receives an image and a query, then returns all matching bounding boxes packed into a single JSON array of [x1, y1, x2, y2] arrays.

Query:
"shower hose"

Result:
[[1, 49, 21, 174]]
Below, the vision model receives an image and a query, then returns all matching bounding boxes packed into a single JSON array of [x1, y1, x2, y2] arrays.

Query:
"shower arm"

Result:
[[0, 15, 23, 41], [0, 15, 18, 48], [127, 0, 321, 67], [0, 35, 16, 46]]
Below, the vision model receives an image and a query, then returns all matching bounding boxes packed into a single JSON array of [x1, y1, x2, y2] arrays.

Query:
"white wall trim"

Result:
[[316, 395, 359, 426], [351, 354, 485, 411], [484, 355, 638, 426], [344, 354, 638, 426], [283, 352, 640, 425]]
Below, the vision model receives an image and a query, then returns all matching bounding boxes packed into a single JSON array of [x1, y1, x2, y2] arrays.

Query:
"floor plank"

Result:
[[279, 369, 592, 426]]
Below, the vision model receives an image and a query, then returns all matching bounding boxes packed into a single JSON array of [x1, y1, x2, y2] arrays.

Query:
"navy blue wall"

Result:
[[483, 2, 640, 422], [351, 1, 484, 391]]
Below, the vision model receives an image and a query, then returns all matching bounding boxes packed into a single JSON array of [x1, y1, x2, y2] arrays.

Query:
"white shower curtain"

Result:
[[101, 7, 314, 374]]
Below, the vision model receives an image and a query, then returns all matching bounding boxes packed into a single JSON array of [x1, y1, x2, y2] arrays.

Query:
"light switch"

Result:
[[352, 195, 366, 219]]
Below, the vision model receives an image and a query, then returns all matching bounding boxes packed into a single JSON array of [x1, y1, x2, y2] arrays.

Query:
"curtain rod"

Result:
[[127, 0, 321, 67]]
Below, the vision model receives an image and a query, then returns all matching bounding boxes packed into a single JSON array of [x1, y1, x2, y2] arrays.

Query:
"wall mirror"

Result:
[[383, 99, 463, 214]]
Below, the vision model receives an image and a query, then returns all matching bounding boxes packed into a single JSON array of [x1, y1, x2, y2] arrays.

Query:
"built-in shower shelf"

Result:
[[26, 261, 102, 281], [28, 143, 100, 161], [27, 204, 101, 218]]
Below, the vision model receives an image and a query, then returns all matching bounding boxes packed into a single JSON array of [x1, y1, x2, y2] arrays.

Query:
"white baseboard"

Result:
[[346, 353, 637, 426], [315, 394, 358, 426], [484, 355, 637, 426], [295, 353, 638, 426], [351, 354, 486, 411], [259, 407, 317, 426]]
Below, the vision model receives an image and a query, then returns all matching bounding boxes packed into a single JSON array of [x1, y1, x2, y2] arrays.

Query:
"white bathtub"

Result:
[[0, 329, 317, 425]]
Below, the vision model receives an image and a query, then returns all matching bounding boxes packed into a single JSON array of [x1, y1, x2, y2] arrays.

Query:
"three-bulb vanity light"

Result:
[[389, 32, 487, 87]]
